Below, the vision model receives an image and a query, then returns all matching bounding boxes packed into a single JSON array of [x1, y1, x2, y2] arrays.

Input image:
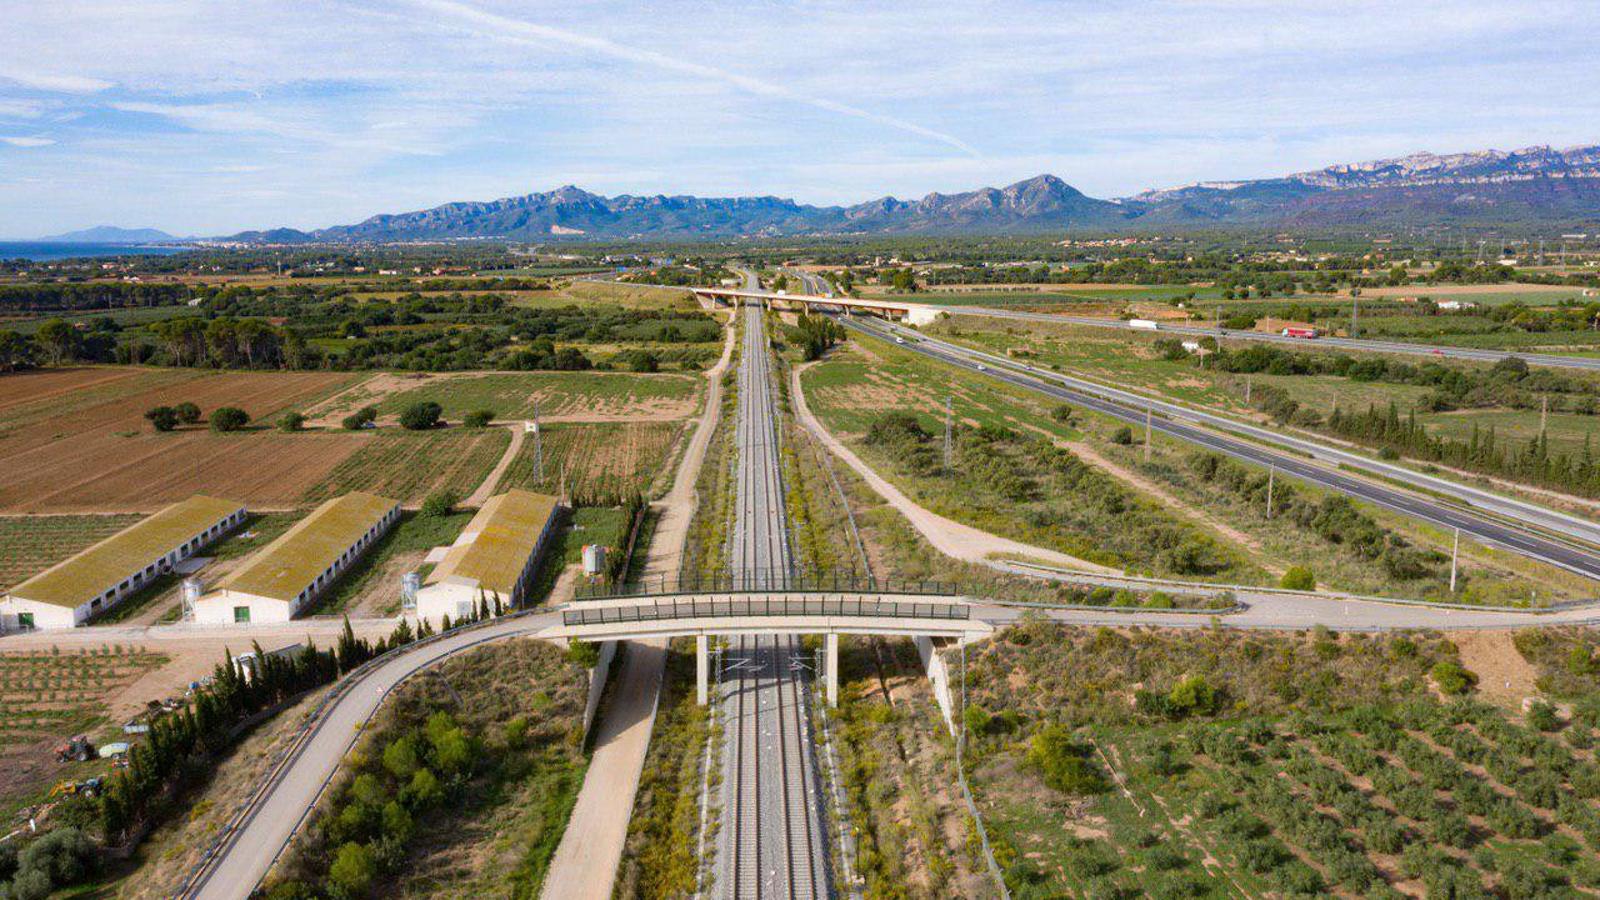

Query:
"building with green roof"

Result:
[[1, 495, 246, 630], [415, 490, 561, 627], [195, 492, 399, 625]]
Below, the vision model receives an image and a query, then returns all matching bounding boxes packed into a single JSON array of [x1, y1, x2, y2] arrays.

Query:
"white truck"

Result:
[[1127, 319, 1160, 331]]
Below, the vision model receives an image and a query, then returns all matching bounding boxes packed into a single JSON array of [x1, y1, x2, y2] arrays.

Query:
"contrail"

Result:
[[400, 0, 980, 157]]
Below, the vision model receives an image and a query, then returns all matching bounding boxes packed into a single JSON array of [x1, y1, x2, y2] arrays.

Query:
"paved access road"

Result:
[[839, 316, 1600, 584], [183, 611, 562, 900], [715, 301, 833, 899]]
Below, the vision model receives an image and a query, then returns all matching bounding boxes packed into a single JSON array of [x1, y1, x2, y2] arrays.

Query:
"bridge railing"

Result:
[[573, 570, 964, 601], [561, 595, 972, 627]]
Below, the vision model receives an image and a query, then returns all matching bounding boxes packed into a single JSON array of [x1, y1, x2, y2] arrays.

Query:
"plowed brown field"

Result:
[[0, 367, 363, 512]]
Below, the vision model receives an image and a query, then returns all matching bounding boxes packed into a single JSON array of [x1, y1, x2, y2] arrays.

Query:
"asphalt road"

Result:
[[936, 305, 1600, 373], [715, 301, 832, 898], [838, 316, 1600, 584]]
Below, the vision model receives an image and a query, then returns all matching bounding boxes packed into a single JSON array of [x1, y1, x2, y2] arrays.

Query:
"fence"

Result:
[[562, 595, 972, 627], [575, 568, 965, 600]]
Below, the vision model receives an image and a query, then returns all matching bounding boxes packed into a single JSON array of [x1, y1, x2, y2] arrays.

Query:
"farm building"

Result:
[[415, 489, 561, 628], [194, 492, 400, 625], [0, 495, 246, 630]]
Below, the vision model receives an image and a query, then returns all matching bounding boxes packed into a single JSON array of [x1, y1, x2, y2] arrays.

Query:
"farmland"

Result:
[[373, 370, 700, 421], [0, 514, 143, 592], [960, 623, 1600, 898], [0, 646, 168, 817], [302, 427, 511, 505], [498, 420, 684, 504], [0, 367, 365, 512]]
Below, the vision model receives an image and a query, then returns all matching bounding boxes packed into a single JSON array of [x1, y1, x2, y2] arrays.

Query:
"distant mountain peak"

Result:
[[38, 225, 178, 244], [215, 140, 1600, 243]]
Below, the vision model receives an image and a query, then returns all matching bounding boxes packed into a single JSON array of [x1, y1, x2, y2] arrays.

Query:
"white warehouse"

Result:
[[415, 489, 560, 628], [0, 495, 245, 631], [195, 492, 399, 625]]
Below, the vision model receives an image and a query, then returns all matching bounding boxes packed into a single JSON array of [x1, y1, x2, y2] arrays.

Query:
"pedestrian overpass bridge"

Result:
[[539, 574, 994, 705]]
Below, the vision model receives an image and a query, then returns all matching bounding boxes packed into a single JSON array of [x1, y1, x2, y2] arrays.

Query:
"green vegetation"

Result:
[[961, 623, 1600, 898], [267, 640, 588, 898], [614, 642, 713, 898], [208, 405, 249, 432], [374, 371, 697, 421], [303, 428, 510, 504], [309, 509, 472, 615], [398, 401, 442, 430]]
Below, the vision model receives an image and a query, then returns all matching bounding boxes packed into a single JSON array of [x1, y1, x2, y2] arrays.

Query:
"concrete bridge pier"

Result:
[[824, 633, 838, 707], [696, 634, 709, 705]]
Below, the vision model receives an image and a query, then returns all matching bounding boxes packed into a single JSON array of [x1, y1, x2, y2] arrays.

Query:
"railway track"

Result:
[[716, 301, 832, 899]]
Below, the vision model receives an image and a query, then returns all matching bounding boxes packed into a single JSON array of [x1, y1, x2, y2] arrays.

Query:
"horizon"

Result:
[[4, 1, 1600, 237]]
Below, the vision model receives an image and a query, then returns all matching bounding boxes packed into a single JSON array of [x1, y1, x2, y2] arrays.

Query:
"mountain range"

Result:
[[57, 143, 1600, 244], [38, 226, 181, 244]]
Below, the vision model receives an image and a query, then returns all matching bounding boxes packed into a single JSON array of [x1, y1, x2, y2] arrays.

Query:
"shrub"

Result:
[[1026, 725, 1108, 795], [1051, 404, 1075, 422], [209, 406, 250, 432], [144, 406, 178, 432], [277, 411, 305, 432], [1110, 426, 1134, 445], [342, 406, 378, 430], [1526, 700, 1560, 732], [1168, 675, 1220, 716], [399, 401, 443, 430], [1280, 566, 1316, 590], [419, 490, 458, 519], [1432, 660, 1478, 695], [462, 409, 495, 428], [328, 842, 377, 895], [174, 401, 202, 424], [566, 640, 601, 669]]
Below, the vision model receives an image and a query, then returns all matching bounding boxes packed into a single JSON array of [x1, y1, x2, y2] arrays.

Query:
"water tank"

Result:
[[400, 571, 421, 610], [582, 544, 606, 577], [181, 578, 203, 620]]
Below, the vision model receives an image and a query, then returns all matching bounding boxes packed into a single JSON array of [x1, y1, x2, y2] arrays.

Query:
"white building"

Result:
[[415, 490, 560, 628], [194, 492, 399, 625], [1, 496, 245, 631], [1437, 299, 1478, 311]]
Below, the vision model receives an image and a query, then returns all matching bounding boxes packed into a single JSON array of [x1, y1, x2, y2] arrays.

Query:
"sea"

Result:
[[0, 242, 191, 262]]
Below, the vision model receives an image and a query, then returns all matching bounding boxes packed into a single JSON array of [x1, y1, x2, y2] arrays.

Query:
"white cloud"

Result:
[[0, 70, 113, 93], [0, 136, 55, 147]]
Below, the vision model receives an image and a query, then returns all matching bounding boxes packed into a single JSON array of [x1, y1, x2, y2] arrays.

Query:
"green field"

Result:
[[498, 421, 682, 504], [1417, 408, 1600, 459], [375, 371, 699, 421], [303, 428, 510, 504]]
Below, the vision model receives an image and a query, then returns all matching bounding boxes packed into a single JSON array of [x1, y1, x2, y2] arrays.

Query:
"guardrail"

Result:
[[562, 595, 972, 626], [575, 570, 965, 600]]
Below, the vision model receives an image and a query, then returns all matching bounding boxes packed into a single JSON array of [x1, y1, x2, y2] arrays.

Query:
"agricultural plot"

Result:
[[498, 421, 683, 504], [302, 428, 510, 505], [961, 624, 1600, 898], [0, 646, 168, 815], [0, 367, 365, 512], [0, 514, 142, 592], [553, 279, 702, 311], [375, 371, 699, 422], [1418, 408, 1599, 460]]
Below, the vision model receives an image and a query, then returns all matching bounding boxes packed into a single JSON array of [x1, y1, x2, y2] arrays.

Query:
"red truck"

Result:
[[1281, 326, 1319, 339]]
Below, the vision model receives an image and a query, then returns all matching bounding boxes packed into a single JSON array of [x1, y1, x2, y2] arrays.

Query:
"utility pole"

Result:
[[1144, 404, 1153, 463], [1449, 527, 1460, 593], [1540, 395, 1549, 438], [1351, 296, 1359, 339], [532, 399, 544, 482], [943, 396, 953, 472], [1266, 465, 1275, 518], [1244, 377, 1252, 404]]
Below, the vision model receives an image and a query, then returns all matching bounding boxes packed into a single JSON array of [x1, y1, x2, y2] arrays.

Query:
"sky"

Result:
[[3, 0, 1600, 238]]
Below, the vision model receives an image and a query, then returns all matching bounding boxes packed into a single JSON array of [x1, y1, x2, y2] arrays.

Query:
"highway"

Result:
[[715, 298, 832, 898], [941, 306, 1600, 372], [837, 315, 1600, 584], [776, 267, 1600, 372]]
